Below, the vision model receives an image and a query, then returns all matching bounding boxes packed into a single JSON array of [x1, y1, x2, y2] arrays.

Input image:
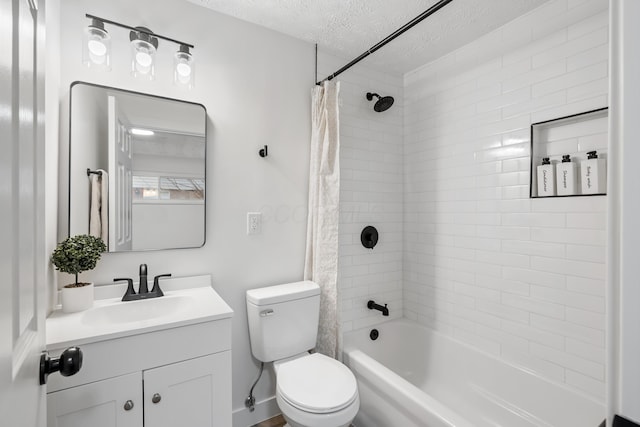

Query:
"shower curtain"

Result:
[[304, 81, 341, 359]]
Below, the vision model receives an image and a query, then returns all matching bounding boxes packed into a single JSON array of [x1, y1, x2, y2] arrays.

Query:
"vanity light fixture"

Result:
[[130, 27, 158, 80], [84, 14, 195, 88], [130, 128, 155, 136], [174, 45, 195, 88], [83, 18, 111, 69]]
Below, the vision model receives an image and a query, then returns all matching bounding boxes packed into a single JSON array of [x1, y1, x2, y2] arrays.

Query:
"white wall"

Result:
[[404, 0, 608, 402], [317, 52, 405, 334], [52, 0, 314, 424]]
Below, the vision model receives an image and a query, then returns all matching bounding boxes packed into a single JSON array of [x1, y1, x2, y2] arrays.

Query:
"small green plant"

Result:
[[51, 235, 106, 288]]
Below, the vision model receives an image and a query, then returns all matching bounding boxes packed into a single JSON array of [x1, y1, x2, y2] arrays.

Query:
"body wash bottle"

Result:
[[537, 157, 556, 197], [556, 154, 577, 196], [581, 150, 607, 194]]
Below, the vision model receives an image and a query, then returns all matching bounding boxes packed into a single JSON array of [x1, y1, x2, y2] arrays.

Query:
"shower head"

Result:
[[366, 92, 394, 112]]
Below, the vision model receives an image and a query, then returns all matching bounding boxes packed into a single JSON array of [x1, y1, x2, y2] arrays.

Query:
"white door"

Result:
[[143, 352, 232, 427], [0, 0, 47, 426], [107, 95, 133, 251], [47, 372, 143, 427]]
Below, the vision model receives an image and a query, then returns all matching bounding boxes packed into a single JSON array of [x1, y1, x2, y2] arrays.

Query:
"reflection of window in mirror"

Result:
[[132, 176, 205, 201]]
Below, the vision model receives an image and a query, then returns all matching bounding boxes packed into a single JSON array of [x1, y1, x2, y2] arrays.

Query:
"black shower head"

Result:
[[366, 92, 394, 112]]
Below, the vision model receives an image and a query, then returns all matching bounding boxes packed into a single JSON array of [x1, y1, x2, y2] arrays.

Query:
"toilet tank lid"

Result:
[[246, 281, 320, 305]]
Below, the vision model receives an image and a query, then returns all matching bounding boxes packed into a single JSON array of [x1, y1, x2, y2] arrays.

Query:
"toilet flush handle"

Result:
[[260, 309, 274, 317]]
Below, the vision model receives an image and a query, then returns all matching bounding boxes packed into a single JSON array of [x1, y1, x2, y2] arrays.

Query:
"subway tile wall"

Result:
[[403, 0, 608, 400], [317, 52, 405, 334]]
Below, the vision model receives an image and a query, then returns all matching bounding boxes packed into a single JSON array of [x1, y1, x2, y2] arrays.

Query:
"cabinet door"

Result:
[[47, 372, 142, 427], [144, 352, 232, 427]]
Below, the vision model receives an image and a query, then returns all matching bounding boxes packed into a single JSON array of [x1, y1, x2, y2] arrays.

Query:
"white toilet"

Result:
[[246, 281, 359, 427]]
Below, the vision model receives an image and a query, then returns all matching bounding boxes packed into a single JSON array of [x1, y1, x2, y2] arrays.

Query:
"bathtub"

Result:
[[343, 319, 604, 427]]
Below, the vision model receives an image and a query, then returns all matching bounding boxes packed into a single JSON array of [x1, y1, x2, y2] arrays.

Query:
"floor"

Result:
[[252, 414, 286, 427]]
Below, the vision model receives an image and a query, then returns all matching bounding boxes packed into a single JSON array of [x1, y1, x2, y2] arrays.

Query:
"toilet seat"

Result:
[[276, 353, 358, 414]]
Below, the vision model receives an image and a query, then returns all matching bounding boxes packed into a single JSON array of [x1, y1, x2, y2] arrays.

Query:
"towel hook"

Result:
[[259, 145, 268, 158], [87, 168, 103, 176]]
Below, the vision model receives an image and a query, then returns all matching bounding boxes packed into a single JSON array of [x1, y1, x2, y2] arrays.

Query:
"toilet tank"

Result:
[[246, 281, 320, 362]]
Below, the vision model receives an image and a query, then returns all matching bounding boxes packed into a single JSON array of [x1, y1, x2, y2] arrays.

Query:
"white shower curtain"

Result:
[[304, 81, 341, 359]]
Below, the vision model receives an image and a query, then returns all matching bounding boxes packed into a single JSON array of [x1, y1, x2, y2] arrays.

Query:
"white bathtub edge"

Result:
[[346, 348, 475, 427]]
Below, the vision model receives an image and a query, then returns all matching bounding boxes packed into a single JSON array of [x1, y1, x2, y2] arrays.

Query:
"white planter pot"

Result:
[[61, 282, 94, 313]]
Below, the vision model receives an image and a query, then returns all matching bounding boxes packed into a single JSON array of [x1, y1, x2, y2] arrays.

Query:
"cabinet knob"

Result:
[[152, 393, 161, 404], [123, 400, 134, 411]]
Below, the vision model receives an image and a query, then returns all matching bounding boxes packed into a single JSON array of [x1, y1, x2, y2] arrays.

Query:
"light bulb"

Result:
[[87, 39, 107, 57], [176, 62, 191, 77], [135, 51, 153, 68]]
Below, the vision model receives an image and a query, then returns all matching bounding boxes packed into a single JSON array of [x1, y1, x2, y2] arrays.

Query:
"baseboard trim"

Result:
[[233, 396, 280, 427]]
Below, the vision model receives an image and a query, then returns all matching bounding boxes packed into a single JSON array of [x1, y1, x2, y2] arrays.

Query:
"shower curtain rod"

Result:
[[316, 0, 453, 85]]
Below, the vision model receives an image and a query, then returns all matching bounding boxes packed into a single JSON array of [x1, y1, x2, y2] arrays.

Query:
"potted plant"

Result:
[[51, 234, 106, 313]]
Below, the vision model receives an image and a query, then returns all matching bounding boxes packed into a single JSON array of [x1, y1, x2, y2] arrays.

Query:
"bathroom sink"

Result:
[[81, 294, 192, 325], [46, 275, 233, 348]]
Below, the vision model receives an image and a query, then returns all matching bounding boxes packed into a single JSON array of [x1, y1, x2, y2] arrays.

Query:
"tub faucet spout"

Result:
[[367, 300, 389, 316]]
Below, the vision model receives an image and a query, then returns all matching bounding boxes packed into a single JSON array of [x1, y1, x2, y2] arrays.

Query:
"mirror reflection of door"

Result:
[[107, 95, 133, 252]]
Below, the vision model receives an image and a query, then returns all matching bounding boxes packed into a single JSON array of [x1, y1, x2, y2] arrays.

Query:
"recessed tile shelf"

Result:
[[530, 107, 608, 198]]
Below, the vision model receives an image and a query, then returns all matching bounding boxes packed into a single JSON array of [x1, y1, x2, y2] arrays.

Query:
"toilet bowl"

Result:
[[274, 353, 359, 427], [246, 281, 360, 427]]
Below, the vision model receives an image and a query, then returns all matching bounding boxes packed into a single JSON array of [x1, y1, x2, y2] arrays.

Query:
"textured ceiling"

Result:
[[187, 0, 550, 75]]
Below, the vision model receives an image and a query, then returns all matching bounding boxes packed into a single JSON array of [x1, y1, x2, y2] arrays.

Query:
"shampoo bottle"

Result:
[[556, 154, 577, 196], [537, 157, 556, 197], [581, 150, 607, 194]]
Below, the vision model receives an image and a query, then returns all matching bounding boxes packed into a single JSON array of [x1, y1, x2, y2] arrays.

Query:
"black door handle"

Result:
[[40, 346, 83, 385]]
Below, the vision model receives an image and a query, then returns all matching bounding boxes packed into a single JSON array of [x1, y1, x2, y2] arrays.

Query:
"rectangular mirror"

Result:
[[69, 82, 206, 252]]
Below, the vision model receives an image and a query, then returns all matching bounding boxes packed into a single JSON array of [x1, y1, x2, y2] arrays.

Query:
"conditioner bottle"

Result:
[[537, 157, 556, 197]]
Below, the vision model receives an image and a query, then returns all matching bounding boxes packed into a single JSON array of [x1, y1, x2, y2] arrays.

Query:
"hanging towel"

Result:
[[89, 169, 109, 245]]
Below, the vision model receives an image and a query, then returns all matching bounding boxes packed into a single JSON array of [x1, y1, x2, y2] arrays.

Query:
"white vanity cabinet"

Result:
[[48, 351, 231, 427], [48, 372, 142, 427], [45, 278, 233, 427], [143, 352, 231, 427]]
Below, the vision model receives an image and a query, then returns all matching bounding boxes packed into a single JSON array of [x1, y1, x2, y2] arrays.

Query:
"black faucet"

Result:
[[150, 274, 171, 298], [367, 300, 389, 316], [115, 264, 171, 301], [138, 264, 149, 294]]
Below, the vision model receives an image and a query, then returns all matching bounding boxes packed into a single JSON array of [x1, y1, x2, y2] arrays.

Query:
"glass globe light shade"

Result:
[[174, 46, 194, 88], [82, 20, 111, 70], [130, 38, 157, 80]]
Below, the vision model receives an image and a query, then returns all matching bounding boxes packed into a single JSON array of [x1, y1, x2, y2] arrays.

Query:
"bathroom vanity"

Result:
[[45, 275, 232, 427]]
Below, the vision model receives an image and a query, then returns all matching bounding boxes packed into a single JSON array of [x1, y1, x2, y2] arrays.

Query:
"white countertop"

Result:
[[47, 275, 233, 349]]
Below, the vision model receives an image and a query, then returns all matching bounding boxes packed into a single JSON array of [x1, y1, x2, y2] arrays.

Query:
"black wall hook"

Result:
[[259, 145, 268, 157]]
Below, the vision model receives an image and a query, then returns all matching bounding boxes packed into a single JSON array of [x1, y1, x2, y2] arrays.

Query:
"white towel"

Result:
[[89, 170, 109, 245]]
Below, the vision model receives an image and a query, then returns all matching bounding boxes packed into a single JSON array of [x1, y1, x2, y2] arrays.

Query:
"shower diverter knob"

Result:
[[361, 225, 379, 249]]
